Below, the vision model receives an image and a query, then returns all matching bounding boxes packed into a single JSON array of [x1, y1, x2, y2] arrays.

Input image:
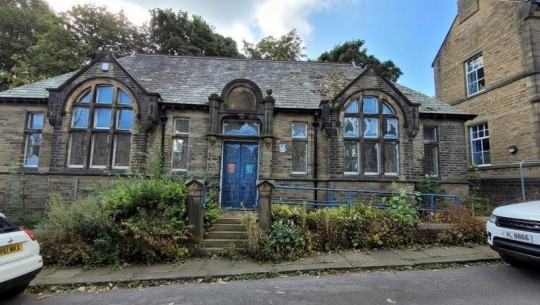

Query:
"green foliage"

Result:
[[256, 220, 306, 263], [318, 39, 402, 82], [203, 186, 222, 229], [243, 29, 306, 61], [220, 243, 240, 261], [148, 9, 240, 57], [463, 164, 490, 215], [416, 175, 446, 195], [37, 177, 190, 267], [382, 184, 419, 228], [0, 0, 54, 89]]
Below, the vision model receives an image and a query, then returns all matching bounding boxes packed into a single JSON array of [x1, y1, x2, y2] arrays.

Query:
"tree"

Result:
[[318, 40, 402, 82], [7, 4, 146, 87], [147, 9, 240, 57], [243, 29, 306, 61], [62, 4, 145, 60], [0, 0, 54, 90]]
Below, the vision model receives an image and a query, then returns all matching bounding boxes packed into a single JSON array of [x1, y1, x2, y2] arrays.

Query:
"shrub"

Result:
[[203, 186, 222, 229], [429, 206, 486, 245], [256, 220, 306, 263], [37, 177, 190, 267]]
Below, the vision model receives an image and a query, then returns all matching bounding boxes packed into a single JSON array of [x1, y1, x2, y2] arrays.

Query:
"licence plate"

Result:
[[0, 243, 23, 256], [501, 230, 534, 244]]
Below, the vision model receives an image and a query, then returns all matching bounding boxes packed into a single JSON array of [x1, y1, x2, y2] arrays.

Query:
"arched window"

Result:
[[68, 84, 134, 169], [343, 96, 399, 176]]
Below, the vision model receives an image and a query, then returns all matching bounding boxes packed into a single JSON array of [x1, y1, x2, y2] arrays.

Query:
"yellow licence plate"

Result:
[[0, 243, 23, 256]]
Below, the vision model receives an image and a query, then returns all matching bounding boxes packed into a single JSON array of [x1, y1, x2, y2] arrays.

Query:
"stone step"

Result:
[[212, 223, 247, 232], [214, 217, 243, 225], [204, 231, 247, 240], [202, 239, 247, 248]]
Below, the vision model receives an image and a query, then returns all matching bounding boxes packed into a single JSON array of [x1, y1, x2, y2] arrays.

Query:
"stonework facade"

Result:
[[434, 0, 540, 203], [0, 52, 473, 211]]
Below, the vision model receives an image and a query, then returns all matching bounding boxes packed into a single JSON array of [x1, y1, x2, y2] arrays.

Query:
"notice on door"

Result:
[[228, 163, 235, 173]]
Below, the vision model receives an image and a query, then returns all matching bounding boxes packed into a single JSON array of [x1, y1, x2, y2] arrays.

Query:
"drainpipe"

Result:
[[160, 105, 167, 170], [312, 111, 320, 202]]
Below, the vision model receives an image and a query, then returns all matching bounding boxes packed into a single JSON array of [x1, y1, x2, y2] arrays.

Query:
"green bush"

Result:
[[256, 220, 306, 263], [203, 187, 222, 229], [37, 177, 190, 267]]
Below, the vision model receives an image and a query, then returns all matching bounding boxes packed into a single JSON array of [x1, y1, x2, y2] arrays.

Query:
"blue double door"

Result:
[[221, 142, 258, 210]]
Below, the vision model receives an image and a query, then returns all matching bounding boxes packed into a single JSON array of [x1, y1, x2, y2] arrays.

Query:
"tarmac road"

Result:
[[4, 264, 540, 305]]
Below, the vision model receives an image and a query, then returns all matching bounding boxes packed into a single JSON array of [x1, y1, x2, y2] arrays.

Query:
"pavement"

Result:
[[31, 245, 499, 286]]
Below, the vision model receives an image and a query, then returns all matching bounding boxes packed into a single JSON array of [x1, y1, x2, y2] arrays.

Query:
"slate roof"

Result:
[[0, 54, 469, 116]]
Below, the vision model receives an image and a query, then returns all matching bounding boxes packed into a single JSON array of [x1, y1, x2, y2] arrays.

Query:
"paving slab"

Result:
[[422, 247, 455, 257], [46, 268, 84, 279], [30, 245, 497, 286]]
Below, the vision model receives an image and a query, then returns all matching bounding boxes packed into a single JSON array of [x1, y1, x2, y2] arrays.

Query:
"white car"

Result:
[[486, 201, 540, 267], [0, 213, 43, 298]]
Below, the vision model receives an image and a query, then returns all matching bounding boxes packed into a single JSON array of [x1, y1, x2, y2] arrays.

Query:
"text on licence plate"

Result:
[[501, 230, 534, 243], [0, 243, 23, 256]]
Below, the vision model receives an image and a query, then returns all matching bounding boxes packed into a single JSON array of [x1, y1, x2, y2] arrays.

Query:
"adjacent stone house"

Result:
[[0, 50, 472, 210], [433, 0, 540, 203]]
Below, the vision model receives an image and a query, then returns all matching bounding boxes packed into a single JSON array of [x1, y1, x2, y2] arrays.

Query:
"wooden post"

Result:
[[186, 179, 205, 242], [257, 180, 274, 231]]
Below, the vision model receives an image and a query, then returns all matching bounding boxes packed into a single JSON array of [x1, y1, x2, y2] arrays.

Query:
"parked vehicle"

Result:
[[486, 201, 540, 267], [0, 213, 43, 298]]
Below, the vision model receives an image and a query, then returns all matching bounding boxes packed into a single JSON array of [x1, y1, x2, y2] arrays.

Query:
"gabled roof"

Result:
[[0, 54, 469, 116]]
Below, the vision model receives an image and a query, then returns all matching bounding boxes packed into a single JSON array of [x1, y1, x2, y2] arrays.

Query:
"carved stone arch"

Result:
[[62, 77, 140, 116], [221, 79, 263, 113]]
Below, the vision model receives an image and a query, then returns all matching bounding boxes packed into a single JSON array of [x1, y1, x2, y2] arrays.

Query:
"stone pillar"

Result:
[[186, 179, 205, 241], [257, 180, 274, 230]]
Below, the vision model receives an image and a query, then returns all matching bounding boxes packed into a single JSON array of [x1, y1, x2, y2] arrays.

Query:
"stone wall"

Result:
[[434, 0, 540, 201]]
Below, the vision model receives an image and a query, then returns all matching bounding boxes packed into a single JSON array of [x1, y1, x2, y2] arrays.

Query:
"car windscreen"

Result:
[[0, 216, 20, 233]]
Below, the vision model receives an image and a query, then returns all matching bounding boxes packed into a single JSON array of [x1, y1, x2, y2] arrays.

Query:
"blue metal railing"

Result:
[[270, 185, 460, 213]]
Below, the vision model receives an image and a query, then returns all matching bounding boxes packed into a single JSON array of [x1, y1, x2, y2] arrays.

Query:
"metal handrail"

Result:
[[519, 160, 540, 201], [271, 185, 460, 213]]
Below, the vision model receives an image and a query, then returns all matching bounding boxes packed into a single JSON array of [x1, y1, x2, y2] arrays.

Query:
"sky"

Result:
[[46, 0, 458, 97]]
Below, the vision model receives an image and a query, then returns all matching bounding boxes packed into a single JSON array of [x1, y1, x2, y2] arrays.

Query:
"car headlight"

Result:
[[488, 214, 498, 223]]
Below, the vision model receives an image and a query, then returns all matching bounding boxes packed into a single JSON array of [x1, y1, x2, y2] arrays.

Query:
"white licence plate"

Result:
[[501, 230, 534, 244]]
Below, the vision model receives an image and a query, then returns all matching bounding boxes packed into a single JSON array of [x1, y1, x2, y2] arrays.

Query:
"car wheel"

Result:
[[499, 253, 526, 268], [1, 281, 31, 299]]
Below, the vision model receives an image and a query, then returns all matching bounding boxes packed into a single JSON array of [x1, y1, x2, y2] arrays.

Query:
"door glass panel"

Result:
[[223, 121, 259, 135]]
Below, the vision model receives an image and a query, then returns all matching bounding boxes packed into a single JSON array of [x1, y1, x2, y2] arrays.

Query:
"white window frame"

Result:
[[171, 118, 190, 171], [291, 122, 308, 174], [23, 112, 44, 168], [465, 54, 485, 97], [470, 123, 491, 166]]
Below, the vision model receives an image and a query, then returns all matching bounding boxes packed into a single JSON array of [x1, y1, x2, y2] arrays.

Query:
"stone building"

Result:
[[0, 50, 472, 210], [433, 0, 540, 203]]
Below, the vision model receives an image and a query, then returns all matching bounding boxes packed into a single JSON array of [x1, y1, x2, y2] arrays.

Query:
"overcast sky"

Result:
[[46, 0, 457, 96]]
